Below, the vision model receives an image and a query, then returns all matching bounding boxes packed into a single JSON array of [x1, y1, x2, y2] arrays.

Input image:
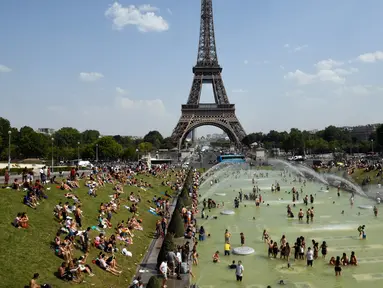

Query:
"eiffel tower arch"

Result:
[[171, 0, 247, 149]]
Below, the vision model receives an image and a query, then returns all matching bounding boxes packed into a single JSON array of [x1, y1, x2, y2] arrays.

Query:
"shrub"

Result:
[[157, 233, 175, 268], [167, 209, 185, 238], [146, 275, 161, 288], [180, 187, 192, 207]]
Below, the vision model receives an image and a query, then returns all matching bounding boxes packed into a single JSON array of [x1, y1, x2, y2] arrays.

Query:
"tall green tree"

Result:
[[81, 130, 100, 144], [18, 126, 49, 158], [143, 131, 163, 148], [96, 136, 123, 160], [54, 127, 81, 148]]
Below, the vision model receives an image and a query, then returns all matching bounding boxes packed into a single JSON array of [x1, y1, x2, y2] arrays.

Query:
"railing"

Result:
[[182, 104, 235, 110]]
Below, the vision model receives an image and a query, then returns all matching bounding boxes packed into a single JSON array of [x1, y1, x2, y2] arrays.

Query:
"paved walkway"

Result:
[[135, 196, 191, 288]]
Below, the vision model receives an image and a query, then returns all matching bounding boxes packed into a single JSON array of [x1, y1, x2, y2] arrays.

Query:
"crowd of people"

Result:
[[5, 162, 187, 287], [158, 170, 201, 288]]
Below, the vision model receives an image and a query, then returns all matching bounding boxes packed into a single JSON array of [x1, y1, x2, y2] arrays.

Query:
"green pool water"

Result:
[[193, 168, 382, 288]]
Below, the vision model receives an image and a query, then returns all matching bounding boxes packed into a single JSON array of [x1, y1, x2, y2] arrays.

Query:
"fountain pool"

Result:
[[193, 168, 383, 288]]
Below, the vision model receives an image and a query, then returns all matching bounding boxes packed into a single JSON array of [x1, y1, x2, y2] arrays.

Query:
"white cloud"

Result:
[[280, 65, 285, 70], [138, 4, 158, 12], [315, 59, 343, 70], [284, 59, 357, 85], [79, 72, 104, 82], [0, 64, 12, 73], [116, 87, 127, 94], [357, 51, 383, 63], [115, 96, 166, 112], [167, 8, 172, 15], [293, 45, 308, 52], [232, 89, 248, 93], [284, 70, 317, 85], [334, 85, 383, 96], [284, 44, 289, 48], [105, 2, 169, 32], [244, 60, 248, 65]]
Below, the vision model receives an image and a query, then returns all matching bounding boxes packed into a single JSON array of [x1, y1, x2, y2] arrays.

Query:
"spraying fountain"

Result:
[[297, 164, 329, 185], [268, 159, 304, 177], [323, 173, 369, 198]]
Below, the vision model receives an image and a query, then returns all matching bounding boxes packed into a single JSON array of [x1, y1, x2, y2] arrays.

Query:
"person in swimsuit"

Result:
[[350, 251, 358, 265], [320, 241, 327, 258], [335, 256, 342, 276]]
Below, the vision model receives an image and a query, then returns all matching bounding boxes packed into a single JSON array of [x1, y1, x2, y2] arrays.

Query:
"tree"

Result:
[[157, 233, 175, 268], [122, 146, 137, 160], [17, 126, 50, 159], [81, 144, 96, 160], [144, 131, 163, 148], [0, 117, 11, 153], [146, 276, 161, 288], [167, 210, 184, 238], [376, 124, 383, 149], [138, 142, 153, 153], [160, 137, 175, 149], [54, 127, 81, 148], [81, 130, 100, 144], [96, 137, 123, 160]]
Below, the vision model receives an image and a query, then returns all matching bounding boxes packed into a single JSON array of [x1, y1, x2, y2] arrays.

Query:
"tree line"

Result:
[[241, 125, 383, 154], [1, 116, 382, 161], [0, 117, 172, 162]]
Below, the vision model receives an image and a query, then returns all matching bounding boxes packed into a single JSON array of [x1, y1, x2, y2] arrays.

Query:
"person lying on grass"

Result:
[[95, 253, 122, 275]]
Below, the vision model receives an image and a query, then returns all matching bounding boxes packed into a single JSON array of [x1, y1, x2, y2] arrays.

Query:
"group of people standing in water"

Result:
[[199, 167, 381, 285]]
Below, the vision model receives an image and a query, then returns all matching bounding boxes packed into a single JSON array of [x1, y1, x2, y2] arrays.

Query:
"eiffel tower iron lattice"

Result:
[[171, 0, 247, 148]]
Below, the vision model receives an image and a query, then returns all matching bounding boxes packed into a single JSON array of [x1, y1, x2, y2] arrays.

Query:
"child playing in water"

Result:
[[213, 251, 220, 263], [224, 242, 231, 256], [240, 233, 245, 246]]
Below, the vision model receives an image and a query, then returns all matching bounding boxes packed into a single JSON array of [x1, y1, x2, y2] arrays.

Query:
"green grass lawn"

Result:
[[319, 167, 383, 185], [349, 168, 383, 185], [0, 173, 177, 288]]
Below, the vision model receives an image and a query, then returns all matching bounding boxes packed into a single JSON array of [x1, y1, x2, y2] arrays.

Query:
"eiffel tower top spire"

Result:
[[196, 0, 219, 68]]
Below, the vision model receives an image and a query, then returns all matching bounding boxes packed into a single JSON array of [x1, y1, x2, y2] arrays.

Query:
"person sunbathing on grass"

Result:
[[114, 183, 124, 193], [64, 193, 80, 203], [106, 253, 121, 270], [128, 217, 143, 230], [23, 193, 37, 209], [97, 253, 122, 275], [74, 257, 94, 277], [13, 213, 22, 228], [67, 179, 80, 188], [12, 178, 21, 191], [60, 180, 72, 191], [19, 212, 29, 228]]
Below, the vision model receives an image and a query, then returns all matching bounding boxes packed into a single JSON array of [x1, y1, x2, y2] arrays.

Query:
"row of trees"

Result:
[[0, 117, 172, 162], [241, 125, 383, 154], [1, 116, 382, 161]]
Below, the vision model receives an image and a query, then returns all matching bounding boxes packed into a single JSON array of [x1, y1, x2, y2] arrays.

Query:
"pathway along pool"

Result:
[[193, 169, 382, 288]]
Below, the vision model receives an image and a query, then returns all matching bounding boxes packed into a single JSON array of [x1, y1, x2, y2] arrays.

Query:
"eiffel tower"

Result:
[[171, 0, 247, 149]]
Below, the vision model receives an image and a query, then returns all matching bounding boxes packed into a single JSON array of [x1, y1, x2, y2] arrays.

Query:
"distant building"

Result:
[[36, 128, 55, 135], [340, 124, 380, 141]]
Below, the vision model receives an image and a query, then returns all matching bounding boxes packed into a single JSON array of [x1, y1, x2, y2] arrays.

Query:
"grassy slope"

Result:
[[319, 167, 383, 185], [0, 174, 176, 288]]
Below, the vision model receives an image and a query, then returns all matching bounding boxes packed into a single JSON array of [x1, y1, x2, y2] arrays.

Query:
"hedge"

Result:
[[156, 232, 175, 269], [0, 166, 87, 176], [146, 276, 161, 288], [167, 210, 185, 238]]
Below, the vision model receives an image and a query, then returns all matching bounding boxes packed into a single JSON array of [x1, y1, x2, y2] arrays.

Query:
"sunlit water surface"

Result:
[[193, 168, 383, 288]]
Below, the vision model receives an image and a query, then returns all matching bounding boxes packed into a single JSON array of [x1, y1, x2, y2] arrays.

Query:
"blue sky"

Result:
[[1, 0, 383, 137]]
